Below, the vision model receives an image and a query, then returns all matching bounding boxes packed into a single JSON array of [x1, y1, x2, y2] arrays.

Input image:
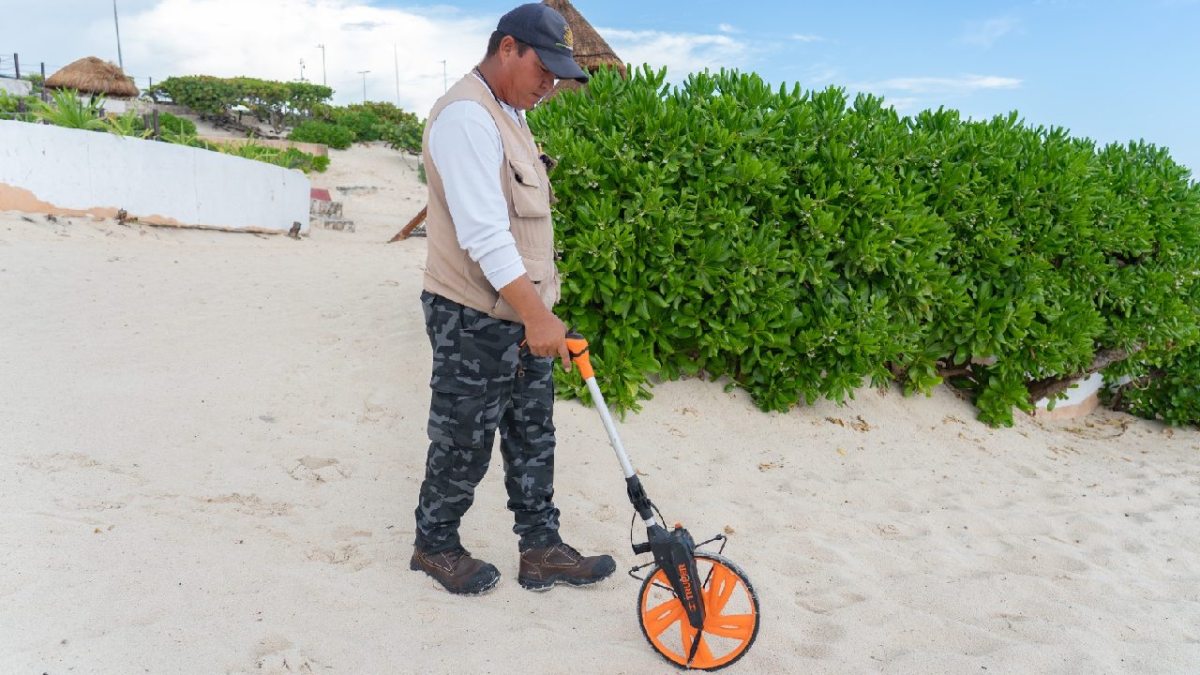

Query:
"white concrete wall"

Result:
[[0, 120, 309, 233], [0, 79, 32, 96]]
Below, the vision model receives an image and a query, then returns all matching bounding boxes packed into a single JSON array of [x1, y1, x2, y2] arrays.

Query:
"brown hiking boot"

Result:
[[410, 546, 500, 595], [518, 542, 616, 591]]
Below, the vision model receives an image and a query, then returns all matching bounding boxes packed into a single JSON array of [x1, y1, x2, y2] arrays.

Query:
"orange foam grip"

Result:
[[565, 336, 594, 380]]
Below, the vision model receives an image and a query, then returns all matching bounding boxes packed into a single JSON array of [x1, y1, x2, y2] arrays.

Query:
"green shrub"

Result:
[[288, 120, 355, 149], [33, 88, 106, 130], [0, 90, 38, 121], [329, 107, 383, 141], [103, 111, 153, 138], [216, 141, 328, 173], [380, 113, 424, 154], [315, 101, 424, 151], [156, 111, 197, 137], [529, 65, 1200, 425], [1105, 342, 1200, 425], [149, 75, 332, 127]]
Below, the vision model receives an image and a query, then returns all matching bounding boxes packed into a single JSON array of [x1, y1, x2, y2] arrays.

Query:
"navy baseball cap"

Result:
[[497, 3, 589, 83]]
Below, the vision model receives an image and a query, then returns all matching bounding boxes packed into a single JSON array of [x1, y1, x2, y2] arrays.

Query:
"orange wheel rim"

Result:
[[638, 554, 759, 671]]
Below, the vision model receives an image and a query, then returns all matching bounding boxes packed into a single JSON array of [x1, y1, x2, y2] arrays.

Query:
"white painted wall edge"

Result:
[[1035, 371, 1105, 410], [0, 120, 310, 234], [0, 79, 33, 96]]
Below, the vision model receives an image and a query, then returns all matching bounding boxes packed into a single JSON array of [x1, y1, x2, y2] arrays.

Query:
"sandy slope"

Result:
[[0, 143, 1197, 674]]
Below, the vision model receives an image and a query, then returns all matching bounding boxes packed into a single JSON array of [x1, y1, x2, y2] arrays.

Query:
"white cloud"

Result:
[[126, 0, 498, 114], [600, 28, 751, 80], [960, 17, 1020, 48], [857, 74, 1022, 94], [11, 1, 753, 113], [717, 23, 739, 34], [22, 0, 495, 116], [790, 34, 825, 43], [884, 96, 920, 112], [801, 64, 840, 87]]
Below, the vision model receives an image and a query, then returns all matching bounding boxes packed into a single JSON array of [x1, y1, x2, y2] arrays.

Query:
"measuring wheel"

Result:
[[637, 552, 760, 671]]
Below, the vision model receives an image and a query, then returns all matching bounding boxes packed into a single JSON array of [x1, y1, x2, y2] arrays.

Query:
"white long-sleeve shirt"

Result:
[[427, 77, 528, 291]]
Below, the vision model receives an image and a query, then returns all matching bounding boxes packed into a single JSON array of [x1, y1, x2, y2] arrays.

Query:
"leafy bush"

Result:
[[314, 101, 424, 151], [149, 76, 332, 127], [288, 120, 355, 149], [1105, 343, 1200, 425], [331, 108, 382, 141], [215, 141, 329, 173], [0, 90, 38, 121], [33, 89, 106, 130], [380, 113, 424, 154], [103, 111, 153, 138], [529, 66, 1200, 425], [155, 111, 197, 137]]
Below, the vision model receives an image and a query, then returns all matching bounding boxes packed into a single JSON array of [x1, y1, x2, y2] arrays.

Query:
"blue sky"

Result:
[[4, 0, 1198, 174]]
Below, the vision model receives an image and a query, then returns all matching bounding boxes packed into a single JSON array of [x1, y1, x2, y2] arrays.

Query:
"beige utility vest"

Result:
[[422, 73, 560, 324]]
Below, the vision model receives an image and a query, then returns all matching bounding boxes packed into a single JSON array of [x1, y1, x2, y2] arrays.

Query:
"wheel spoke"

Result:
[[683, 629, 717, 668], [643, 599, 684, 638], [703, 612, 756, 640], [680, 622, 697, 660], [703, 562, 738, 615]]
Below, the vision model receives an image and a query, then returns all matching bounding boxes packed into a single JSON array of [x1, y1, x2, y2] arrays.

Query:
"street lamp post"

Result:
[[316, 44, 327, 86], [357, 70, 370, 103]]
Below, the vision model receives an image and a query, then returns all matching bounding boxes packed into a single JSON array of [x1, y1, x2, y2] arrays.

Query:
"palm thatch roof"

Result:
[[46, 57, 139, 98], [543, 0, 625, 77], [542, 0, 625, 100]]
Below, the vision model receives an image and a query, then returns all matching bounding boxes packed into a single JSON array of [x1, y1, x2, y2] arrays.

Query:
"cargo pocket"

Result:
[[508, 158, 551, 218], [428, 376, 489, 448]]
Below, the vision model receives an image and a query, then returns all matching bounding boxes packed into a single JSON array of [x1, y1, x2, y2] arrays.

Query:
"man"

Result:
[[410, 3, 616, 595]]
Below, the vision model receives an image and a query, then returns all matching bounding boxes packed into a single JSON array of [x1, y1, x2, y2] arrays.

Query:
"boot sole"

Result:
[[410, 560, 500, 596], [518, 571, 614, 592]]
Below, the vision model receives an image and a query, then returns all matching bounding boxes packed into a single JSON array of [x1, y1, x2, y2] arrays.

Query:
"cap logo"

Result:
[[558, 26, 574, 52]]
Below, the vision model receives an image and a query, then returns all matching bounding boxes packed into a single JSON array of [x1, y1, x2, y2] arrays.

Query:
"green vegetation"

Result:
[[103, 111, 153, 138], [529, 66, 1200, 426], [288, 119, 355, 149], [215, 141, 330, 173], [33, 88, 106, 130], [12, 88, 326, 173], [0, 89, 39, 122], [303, 101, 424, 153], [147, 75, 425, 153], [148, 75, 332, 128], [154, 111, 197, 137]]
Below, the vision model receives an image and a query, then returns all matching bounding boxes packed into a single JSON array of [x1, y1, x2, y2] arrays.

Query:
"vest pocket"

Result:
[[489, 257, 560, 322], [508, 158, 551, 218]]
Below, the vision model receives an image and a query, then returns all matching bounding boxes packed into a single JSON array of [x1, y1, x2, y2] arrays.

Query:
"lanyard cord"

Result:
[[473, 67, 525, 128]]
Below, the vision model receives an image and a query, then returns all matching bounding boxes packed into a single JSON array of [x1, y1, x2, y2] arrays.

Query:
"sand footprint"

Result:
[[799, 620, 847, 659], [359, 390, 391, 424], [287, 456, 350, 483], [236, 634, 327, 674], [795, 586, 868, 615], [201, 493, 293, 517], [306, 527, 374, 571]]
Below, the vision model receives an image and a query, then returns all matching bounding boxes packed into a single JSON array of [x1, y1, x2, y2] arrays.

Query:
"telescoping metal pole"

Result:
[[564, 332, 658, 528]]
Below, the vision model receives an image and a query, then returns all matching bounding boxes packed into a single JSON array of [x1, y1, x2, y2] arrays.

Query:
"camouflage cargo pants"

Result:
[[413, 291, 562, 554]]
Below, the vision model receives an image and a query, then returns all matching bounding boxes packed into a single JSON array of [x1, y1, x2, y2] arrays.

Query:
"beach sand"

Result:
[[1, 143, 1197, 674]]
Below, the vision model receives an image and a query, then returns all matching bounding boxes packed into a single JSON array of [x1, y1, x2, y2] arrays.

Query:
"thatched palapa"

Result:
[[542, 0, 625, 98], [45, 57, 139, 98]]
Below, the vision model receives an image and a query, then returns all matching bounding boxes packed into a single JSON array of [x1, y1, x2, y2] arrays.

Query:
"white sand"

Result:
[[1, 143, 1198, 674]]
